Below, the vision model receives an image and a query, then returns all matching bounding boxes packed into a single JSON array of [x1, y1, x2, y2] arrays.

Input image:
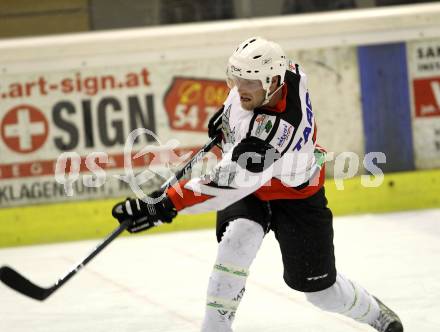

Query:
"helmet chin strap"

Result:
[[262, 82, 284, 106]]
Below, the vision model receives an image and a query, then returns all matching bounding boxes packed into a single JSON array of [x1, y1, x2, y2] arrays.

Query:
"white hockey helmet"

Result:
[[227, 37, 287, 105]]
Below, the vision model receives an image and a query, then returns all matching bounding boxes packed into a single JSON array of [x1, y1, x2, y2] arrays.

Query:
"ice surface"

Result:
[[1, 209, 439, 332]]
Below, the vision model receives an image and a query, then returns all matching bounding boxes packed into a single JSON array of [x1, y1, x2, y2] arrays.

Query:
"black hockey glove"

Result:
[[208, 106, 224, 139], [232, 136, 281, 173], [111, 191, 177, 233]]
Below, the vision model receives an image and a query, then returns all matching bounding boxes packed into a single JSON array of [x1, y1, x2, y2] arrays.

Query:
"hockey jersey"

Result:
[[167, 65, 326, 214]]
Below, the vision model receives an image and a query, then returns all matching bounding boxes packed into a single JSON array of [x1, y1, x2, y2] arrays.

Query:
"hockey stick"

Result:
[[0, 135, 221, 301]]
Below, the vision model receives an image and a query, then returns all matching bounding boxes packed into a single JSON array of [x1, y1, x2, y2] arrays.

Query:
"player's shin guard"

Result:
[[201, 218, 264, 332], [305, 273, 380, 325]]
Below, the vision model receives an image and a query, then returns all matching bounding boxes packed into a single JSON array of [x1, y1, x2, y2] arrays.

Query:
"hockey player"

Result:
[[112, 37, 403, 332]]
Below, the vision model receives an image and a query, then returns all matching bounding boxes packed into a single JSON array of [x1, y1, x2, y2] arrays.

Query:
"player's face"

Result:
[[227, 76, 266, 110]]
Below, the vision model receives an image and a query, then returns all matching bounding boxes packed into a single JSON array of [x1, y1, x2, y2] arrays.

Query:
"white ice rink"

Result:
[[1, 209, 439, 332]]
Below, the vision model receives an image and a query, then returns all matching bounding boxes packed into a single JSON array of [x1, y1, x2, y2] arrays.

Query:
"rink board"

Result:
[[1, 5, 440, 248], [1, 169, 439, 247]]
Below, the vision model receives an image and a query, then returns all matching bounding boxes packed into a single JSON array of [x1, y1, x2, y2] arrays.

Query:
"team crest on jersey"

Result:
[[254, 114, 273, 136], [252, 114, 276, 140], [222, 104, 236, 145]]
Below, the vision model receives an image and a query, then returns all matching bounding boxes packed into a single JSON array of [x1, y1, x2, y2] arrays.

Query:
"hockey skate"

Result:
[[370, 297, 403, 332]]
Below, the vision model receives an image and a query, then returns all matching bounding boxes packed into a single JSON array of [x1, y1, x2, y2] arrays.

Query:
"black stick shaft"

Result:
[[53, 219, 131, 290]]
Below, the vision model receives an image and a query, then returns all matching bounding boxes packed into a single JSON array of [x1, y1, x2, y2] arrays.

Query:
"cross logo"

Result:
[[1, 104, 49, 153]]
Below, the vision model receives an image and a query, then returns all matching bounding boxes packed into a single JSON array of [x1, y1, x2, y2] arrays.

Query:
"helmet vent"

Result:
[[246, 70, 252, 73], [249, 38, 256, 43], [242, 43, 249, 49], [253, 55, 262, 59], [254, 70, 259, 73]]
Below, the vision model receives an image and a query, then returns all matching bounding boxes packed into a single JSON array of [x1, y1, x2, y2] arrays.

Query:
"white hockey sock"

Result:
[[201, 218, 264, 332], [305, 273, 380, 325]]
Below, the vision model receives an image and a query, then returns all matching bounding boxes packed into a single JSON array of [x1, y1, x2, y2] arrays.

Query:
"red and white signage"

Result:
[[413, 78, 440, 118], [164, 77, 228, 132], [0, 58, 226, 207], [407, 39, 440, 169]]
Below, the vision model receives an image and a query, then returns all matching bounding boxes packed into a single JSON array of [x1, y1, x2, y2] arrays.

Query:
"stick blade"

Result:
[[0, 266, 53, 301]]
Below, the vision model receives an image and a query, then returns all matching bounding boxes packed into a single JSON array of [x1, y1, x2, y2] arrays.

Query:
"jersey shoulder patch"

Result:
[[250, 113, 277, 141], [268, 119, 295, 153]]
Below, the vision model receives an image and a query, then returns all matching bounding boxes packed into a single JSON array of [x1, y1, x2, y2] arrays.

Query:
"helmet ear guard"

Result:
[[227, 37, 287, 105]]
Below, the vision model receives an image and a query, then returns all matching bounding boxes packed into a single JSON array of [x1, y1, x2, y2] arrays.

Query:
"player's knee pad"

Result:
[[205, 218, 264, 319], [305, 274, 355, 313], [217, 218, 264, 269]]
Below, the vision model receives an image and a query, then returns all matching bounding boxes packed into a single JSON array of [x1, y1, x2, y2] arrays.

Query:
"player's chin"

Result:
[[240, 99, 254, 111]]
